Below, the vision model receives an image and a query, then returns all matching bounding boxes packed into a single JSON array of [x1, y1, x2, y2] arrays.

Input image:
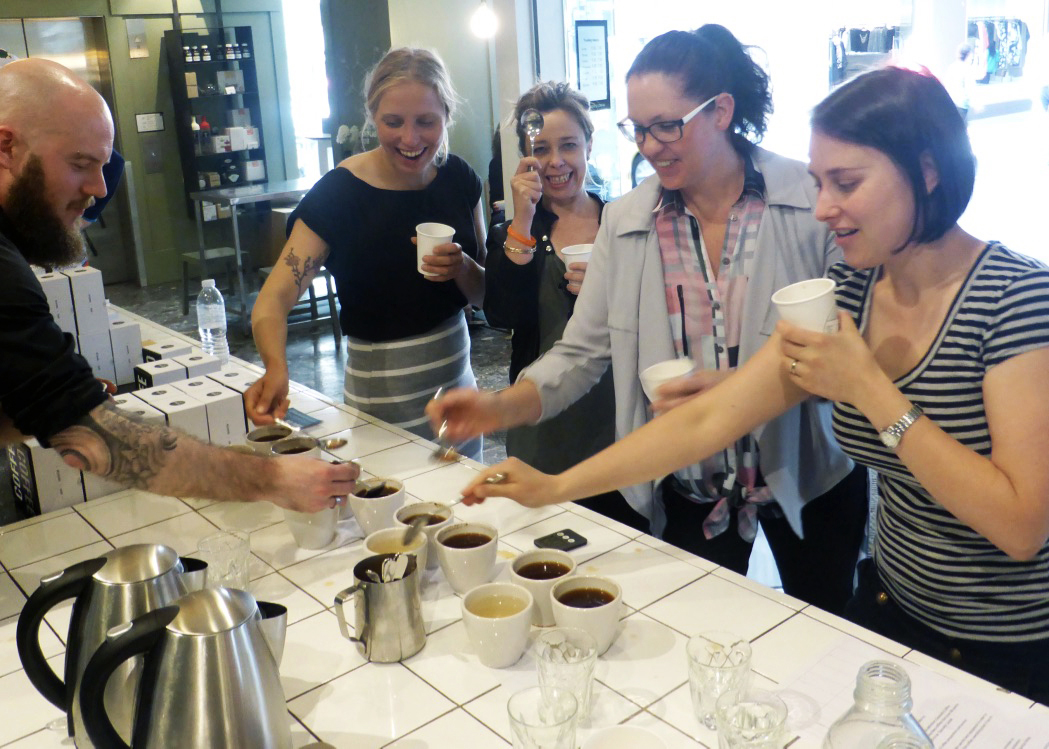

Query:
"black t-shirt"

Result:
[[288, 154, 483, 342], [0, 208, 107, 445]]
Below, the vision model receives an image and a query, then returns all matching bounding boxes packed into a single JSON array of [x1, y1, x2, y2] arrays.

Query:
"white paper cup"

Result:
[[550, 575, 623, 655], [582, 726, 667, 749], [639, 357, 695, 402], [462, 582, 534, 668], [416, 222, 454, 277], [435, 521, 498, 594], [394, 502, 454, 569], [510, 549, 576, 627], [347, 478, 405, 536], [364, 527, 429, 572], [282, 506, 338, 549], [771, 277, 839, 333], [561, 243, 593, 266]]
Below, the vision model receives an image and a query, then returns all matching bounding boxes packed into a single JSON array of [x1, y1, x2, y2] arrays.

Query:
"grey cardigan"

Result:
[[520, 147, 854, 537]]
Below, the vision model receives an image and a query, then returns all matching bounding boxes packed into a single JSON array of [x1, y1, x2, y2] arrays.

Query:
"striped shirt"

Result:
[[830, 244, 1049, 643]]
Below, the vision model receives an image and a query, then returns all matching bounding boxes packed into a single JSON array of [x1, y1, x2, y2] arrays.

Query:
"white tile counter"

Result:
[[1, 310, 1047, 748]]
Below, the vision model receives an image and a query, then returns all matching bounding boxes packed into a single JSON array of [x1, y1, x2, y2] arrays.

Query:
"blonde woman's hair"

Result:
[[364, 47, 460, 164]]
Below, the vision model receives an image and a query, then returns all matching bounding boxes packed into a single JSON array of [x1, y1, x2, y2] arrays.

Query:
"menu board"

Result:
[[575, 20, 610, 110]]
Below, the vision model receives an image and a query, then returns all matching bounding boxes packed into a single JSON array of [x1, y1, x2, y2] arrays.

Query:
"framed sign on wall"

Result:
[[575, 20, 610, 110]]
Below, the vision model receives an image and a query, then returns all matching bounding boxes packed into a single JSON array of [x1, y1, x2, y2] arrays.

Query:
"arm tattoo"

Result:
[[284, 246, 321, 297], [48, 401, 178, 489]]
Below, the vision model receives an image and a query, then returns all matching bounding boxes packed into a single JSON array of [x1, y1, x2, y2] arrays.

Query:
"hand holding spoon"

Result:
[[521, 108, 545, 167], [401, 472, 507, 546]]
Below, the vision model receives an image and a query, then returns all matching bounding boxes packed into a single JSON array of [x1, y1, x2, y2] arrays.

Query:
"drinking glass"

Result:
[[714, 688, 787, 748], [507, 686, 578, 749], [686, 630, 752, 730], [535, 628, 598, 722], [197, 530, 250, 589]]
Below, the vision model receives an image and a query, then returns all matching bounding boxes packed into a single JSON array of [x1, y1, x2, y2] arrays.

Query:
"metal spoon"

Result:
[[401, 472, 507, 546], [428, 387, 463, 463], [272, 417, 349, 460], [521, 108, 544, 159]]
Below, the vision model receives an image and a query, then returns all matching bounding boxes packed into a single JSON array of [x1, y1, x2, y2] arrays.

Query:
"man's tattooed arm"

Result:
[[283, 246, 323, 298]]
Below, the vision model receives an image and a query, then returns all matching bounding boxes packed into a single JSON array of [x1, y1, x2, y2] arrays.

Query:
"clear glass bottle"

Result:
[[877, 734, 933, 749], [196, 279, 229, 365], [824, 661, 932, 749], [201, 44, 211, 62]]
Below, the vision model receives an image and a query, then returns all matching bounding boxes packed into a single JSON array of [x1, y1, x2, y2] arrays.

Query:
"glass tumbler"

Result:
[[536, 628, 598, 722], [715, 688, 787, 748], [687, 631, 753, 730], [197, 530, 251, 590], [507, 686, 578, 749]]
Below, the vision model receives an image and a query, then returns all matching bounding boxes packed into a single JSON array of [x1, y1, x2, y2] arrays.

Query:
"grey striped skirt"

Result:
[[343, 311, 481, 460]]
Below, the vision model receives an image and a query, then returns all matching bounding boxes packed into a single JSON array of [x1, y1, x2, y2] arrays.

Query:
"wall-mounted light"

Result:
[[470, 1, 498, 39]]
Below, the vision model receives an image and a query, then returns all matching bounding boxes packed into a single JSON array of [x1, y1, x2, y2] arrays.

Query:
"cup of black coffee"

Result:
[[394, 502, 454, 570], [270, 436, 320, 458], [435, 521, 498, 594], [510, 549, 576, 626], [347, 478, 405, 536], [245, 424, 294, 455], [550, 575, 623, 655]]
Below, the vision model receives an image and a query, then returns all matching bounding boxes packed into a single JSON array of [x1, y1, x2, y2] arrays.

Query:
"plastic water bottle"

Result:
[[824, 661, 932, 748], [196, 279, 229, 365]]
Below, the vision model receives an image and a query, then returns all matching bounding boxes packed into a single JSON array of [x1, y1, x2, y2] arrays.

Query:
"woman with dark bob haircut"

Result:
[[458, 66, 1049, 703], [433, 25, 870, 616]]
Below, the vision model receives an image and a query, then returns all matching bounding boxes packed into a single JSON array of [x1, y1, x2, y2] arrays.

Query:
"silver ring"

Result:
[[790, 359, 799, 376]]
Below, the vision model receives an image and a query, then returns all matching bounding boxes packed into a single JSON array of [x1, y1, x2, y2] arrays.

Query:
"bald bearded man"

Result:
[[0, 59, 358, 511]]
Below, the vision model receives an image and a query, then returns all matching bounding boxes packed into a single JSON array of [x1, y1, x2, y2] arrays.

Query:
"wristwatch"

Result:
[[879, 405, 923, 449]]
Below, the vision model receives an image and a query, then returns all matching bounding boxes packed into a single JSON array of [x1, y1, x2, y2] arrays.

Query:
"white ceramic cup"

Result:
[[435, 521, 498, 594], [550, 575, 623, 655], [346, 477, 405, 536], [770, 277, 839, 333], [582, 726, 667, 749], [416, 222, 454, 277], [282, 506, 338, 549], [461, 582, 534, 668], [364, 527, 429, 572], [244, 424, 294, 455], [639, 357, 695, 402], [561, 243, 593, 266], [394, 502, 454, 569], [510, 549, 576, 627]]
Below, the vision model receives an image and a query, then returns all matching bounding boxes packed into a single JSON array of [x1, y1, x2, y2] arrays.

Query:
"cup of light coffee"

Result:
[[416, 222, 454, 277], [461, 582, 534, 668], [394, 502, 454, 570], [551, 575, 623, 655], [347, 478, 405, 536], [639, 357, 695, 403], [435, 521, 498, 594], [245, 424, 294, 455], [771, 277, 839, 333], [510, 549, 577, 627], [561, 243, 593, 266], [364, 527, 429, 571]]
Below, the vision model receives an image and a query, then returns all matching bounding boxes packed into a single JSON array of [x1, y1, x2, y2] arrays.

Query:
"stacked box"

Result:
[[78, 331, 118, 383], [170, 378, 247, 444], [173, 351, 222, 378], [109, 318, 143, 386], [134, 360, 188, 389], [142, 338, 193, 362], [205, 367, 258, 394], [62, 267, 108, 335], [38, 272, 77, 337], [5, 440, 84, 516], [133, 388, 209, 441]]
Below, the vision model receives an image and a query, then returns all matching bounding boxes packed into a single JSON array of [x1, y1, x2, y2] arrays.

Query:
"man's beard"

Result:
[[5, 154, 87, 269]]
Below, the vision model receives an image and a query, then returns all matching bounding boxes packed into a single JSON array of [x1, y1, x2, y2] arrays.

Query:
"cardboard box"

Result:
[[109, 318, 143, 386], [227, 126, 247, 151], [134, 359, 187, 389], [243, 160, 265, 182], [201, 202, 218, 222], [209, 134, 231, 153], [244, 126, 260, 150], [187, 85, 198, 99], [6, 440, 84, 516], [142, 338, 192, 362], [82, 471, 124, 501], [173, 351, 222, 378], [205, 366, 258, 394], [170, 378, 246, 444], [216, 204, 232, 219], [77, 331, 117, 384], [61, 266, 109, 336], [185, 71, 198, 86], [133, 389, 209, 441], [227, 107, 251, 127], [112, 394, 167, 425], [37, 272, 77, 336], [215, 69, 245, 93]]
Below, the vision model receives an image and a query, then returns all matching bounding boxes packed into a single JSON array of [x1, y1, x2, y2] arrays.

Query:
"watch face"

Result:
[[880, 430, 901, 449]]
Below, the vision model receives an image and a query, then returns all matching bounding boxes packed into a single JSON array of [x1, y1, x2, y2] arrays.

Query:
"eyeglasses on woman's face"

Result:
[[617, 94, 720, 145]]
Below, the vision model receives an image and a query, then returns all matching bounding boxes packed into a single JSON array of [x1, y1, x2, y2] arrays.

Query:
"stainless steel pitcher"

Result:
[[78, 587, 291, 749], [16, 544, 207, 747], [335, 553, 426, 662]]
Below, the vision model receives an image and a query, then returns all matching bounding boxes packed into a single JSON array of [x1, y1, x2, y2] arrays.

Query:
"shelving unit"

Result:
[[164, 26, 267, 215]]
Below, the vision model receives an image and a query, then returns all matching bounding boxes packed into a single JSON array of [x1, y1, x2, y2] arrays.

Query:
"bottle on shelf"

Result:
[[225, 43, 235, 60], [240, 43, 251, 59], [233, 43, 242, 59], [190, 45, 200, 62], [198, 115, 212, 154], [196, 279, 229, 365], [202, 44, 212, 62], [824, 661, 932, 748], [182, 45, 192, 63], [190, 115, 201, 156]]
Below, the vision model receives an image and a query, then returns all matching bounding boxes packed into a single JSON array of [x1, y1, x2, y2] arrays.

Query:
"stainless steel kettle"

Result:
[[16, 544, 207, 747], [79, 587, 291, 749]]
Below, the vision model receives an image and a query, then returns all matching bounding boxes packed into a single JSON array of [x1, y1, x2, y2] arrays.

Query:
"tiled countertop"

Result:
[[1, 311, 1047, 748]]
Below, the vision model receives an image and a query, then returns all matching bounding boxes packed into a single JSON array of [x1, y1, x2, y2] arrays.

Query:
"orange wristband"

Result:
[[506, 224, 536, 248]]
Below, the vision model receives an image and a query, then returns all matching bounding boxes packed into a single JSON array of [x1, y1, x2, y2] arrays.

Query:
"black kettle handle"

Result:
[[16, 557, 106, 710], [79, 606, 179, 749]]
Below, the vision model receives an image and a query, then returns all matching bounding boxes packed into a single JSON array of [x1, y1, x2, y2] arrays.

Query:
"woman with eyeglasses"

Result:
[[430, 25, 867, 614]]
